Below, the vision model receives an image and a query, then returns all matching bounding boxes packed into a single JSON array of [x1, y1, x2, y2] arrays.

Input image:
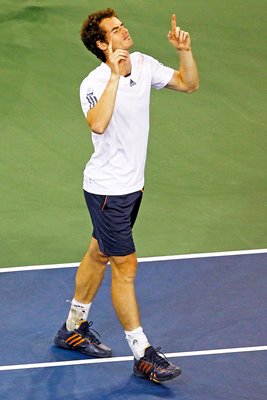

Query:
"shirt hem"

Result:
[[83, 181, 144, 196]]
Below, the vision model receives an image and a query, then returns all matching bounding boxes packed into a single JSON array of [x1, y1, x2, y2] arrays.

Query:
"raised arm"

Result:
[[166, 14, 199, 93]]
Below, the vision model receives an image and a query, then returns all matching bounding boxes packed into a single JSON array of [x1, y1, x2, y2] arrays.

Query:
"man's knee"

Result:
[[87, 238, 109, 266], [110, 253, 138, 284]]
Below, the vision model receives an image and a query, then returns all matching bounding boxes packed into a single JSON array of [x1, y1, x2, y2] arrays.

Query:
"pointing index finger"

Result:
[[172, 14, 176, 36], [108, 37, 113, 54]]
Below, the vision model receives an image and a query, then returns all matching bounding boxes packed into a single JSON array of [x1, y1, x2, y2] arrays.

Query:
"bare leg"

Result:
[[55, 237, 112, 356], [74, 237, 109, 304], [109, 252, 140, 331]]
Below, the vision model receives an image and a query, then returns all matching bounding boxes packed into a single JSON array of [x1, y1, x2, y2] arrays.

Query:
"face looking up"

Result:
[[99, 17, 133, 51]]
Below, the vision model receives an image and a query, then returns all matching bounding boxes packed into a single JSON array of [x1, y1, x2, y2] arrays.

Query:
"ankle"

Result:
[[125, 326, 150, 360], [66, 299, 92, 331]]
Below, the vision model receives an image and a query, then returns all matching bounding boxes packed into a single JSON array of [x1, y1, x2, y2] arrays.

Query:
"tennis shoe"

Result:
[[133, 346, 181, 382], [54, 320, 112, 358]]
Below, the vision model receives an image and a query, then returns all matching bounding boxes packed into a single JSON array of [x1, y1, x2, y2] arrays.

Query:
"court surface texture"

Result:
[[0, 250, 266, 400]]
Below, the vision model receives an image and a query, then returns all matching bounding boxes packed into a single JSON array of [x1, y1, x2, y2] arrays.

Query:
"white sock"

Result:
[[125, 326, 150, 360], [66, 299, 92, 331]]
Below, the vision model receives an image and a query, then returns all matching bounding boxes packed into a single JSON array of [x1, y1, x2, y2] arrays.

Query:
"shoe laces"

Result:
[[78, 321, 102, 345], [149, 347, 170, 369]]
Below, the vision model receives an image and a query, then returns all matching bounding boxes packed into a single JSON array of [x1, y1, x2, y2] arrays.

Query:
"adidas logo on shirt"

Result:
[[130, 79, 136, 87]]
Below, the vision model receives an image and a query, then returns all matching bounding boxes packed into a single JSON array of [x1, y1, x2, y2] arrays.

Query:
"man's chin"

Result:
[[126, 39, 134, 49]]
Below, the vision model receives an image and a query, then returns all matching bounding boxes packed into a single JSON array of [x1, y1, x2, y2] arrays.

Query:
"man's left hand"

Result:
[[167, 14, 191, 51]]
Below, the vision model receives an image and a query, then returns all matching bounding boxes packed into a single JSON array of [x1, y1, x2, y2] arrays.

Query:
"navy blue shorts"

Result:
[[84, 189, 143, 257]]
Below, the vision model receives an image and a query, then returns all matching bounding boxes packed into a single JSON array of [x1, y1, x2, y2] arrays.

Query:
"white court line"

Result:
[[1, 248, 267, 273], [0, 345, 266, 372]]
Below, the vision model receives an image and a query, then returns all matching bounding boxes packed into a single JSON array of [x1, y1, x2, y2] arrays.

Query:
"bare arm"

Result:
[[87, 39, 129, 134], [87, 73, 120, 134], [166, 14, 199, 93]]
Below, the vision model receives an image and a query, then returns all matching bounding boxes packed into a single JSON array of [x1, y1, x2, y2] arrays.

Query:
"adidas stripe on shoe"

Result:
[[54, 320, 112, 358], [133, 346, 181, 382]]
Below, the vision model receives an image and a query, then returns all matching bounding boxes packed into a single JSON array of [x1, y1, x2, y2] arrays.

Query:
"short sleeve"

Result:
[[80, 76, 104, 117], [144, 54, 174, 90]]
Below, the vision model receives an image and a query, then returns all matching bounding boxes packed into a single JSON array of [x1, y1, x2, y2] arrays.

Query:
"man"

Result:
[[54, 8, 199, 383]]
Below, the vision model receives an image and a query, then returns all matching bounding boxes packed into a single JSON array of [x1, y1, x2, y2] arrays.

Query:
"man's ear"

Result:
[[96, 40, 108, 51]]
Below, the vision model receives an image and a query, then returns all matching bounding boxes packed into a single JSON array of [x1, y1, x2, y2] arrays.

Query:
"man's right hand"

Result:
[[107, 38, 130, 76]]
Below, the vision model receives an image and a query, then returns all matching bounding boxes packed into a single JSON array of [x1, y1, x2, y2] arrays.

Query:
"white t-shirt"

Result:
[[80, 52, 174, 195]]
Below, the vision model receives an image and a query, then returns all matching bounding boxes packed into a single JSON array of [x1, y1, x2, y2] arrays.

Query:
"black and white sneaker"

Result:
[[54, 320, 112, 358], [133, 346, 181, 383]]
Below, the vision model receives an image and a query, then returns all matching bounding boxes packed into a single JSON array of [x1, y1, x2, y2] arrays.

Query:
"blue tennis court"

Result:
[[0, 250, 266, 399]]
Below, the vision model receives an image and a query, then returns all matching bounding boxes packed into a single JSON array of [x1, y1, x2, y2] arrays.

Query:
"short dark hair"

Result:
[[80, 8, 118, 62]]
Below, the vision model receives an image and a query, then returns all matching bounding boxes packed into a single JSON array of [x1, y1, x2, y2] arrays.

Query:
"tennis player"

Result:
[[54, 8, 199, 382]]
